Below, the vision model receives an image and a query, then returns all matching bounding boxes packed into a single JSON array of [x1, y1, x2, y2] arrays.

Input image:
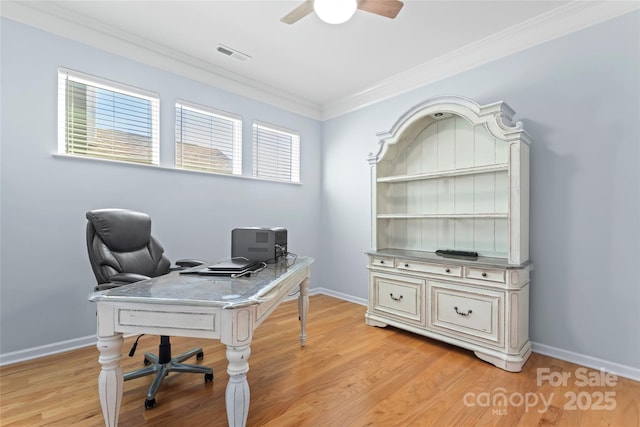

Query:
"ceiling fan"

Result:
[[281, 0, 404, 25]]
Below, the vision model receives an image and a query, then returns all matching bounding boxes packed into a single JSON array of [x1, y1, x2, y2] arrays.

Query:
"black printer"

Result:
[[231, 227, 287, 263]]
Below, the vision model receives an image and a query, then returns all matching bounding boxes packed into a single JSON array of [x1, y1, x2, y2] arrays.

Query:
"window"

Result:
[[252, 122, 300, 183], [175, 101, 242, 175], [58, 68, 159, 165]]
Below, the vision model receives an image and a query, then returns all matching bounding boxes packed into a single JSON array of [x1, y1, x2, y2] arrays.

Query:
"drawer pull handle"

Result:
[[481, 272, 488, 277], [390, 293, 403, 301], [380, 260, 385, 264], [404, 263, 409, 267], [445, 268, 451, 273], [454, 306, 472, 316]]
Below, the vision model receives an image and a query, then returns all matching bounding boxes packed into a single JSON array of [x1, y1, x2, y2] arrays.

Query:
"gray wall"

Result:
[[0, 18, 322, 355], [2, 11, 639, 374], [320, 12, 640, 370]]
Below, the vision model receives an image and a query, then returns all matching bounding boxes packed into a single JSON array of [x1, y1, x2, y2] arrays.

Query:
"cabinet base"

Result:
[[365, 311, 531, 373], [365, 313, 388, 328], [474, 341, 531, 373]]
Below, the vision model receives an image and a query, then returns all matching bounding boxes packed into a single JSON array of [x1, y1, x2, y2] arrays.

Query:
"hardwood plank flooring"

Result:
[[1, 295, 638, 426]]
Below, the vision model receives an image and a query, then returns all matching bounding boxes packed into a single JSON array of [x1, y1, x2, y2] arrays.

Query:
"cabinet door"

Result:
[[370, 272, 425, 325], [429, 281, 504, 347]]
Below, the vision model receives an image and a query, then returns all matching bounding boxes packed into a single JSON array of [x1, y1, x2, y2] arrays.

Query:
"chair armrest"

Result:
[[94, 283, 123, 291], [93, 272, 151, 291], [110, 272, 151, 284], [174, 259, 206, 268]]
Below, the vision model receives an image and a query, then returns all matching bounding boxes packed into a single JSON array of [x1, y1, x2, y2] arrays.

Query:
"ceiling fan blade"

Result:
[[281, 0, 315, 24], [357, 0, 404, 19]]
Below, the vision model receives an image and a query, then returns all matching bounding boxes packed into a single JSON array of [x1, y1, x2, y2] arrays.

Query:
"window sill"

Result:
[[52, 153, 303, 185]]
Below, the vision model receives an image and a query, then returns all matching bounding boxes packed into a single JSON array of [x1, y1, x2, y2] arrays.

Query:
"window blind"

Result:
[[175, 101, 242, 175], [58, 68, 159, 165], [252, 122, 300, 183]]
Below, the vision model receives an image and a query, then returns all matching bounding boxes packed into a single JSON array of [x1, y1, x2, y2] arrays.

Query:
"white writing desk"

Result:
[[88, 257, 313, 426]]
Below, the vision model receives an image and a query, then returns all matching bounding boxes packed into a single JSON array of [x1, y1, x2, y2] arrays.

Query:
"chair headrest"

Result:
[[86, 209, 152, 252]]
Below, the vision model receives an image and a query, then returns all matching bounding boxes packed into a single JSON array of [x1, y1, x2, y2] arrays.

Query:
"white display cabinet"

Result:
[[365, 96, 532, 372]]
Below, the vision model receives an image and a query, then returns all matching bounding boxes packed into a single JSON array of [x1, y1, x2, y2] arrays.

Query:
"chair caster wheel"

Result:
[[205, 373, 214, 383], [197, 351, 204, 361], [144, 358, 151, 366], [145, 398, 156, 410]]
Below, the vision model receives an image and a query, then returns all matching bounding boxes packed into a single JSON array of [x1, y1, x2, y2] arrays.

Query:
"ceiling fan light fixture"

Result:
[[314, 0, 357, 24]]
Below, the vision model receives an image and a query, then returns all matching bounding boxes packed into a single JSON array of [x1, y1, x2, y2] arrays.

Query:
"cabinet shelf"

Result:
[[377, 164, 508, 183], [377, 213, 508, 219]]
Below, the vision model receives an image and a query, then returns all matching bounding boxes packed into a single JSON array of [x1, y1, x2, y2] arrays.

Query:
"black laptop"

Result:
[[180, 258, 261, 276]]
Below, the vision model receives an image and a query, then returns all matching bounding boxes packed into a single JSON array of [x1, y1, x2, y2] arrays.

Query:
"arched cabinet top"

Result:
[[369, 95, 531, 164]]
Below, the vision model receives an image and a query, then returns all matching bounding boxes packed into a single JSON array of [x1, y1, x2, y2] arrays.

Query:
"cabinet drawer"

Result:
[[371, 273, 424, 324], [397, 259, 462, 278], [370, 256, 394, 268], [465, 267, 506, 283], [430, 283, 503, 345]]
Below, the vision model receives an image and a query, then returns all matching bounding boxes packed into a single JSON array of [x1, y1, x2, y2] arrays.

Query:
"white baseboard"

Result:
[[2, 289, 638, 382], [312, 287, 368, 306], [0, 335, 97, 366], [531, 342, 640, 382]]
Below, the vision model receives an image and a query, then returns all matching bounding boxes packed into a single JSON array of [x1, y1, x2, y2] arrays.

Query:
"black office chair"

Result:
[[85, 208, 213, 409]]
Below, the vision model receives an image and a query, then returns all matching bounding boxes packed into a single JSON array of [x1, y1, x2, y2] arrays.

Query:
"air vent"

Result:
[[216, 44, 251, 62]]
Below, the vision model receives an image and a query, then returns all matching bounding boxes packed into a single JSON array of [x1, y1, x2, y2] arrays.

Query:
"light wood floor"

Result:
[[1, 295, 638, 426]]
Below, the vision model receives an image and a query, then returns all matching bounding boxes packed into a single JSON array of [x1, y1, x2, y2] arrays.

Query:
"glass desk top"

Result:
[[88, 257, 314, 309]]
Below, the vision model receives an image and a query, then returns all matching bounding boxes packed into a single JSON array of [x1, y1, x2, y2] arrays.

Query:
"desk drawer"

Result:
[[429, 282, 503, 345], [396, 259, 462, 278], [116, 306, 220, 339], [465, 267, 506, 283], [371, 273, 424, 324], [370, 256, 394, 269]]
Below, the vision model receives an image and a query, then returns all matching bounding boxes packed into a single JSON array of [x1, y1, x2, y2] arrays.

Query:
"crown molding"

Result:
[[2, 1, 638, 122], [321, 1, 640, 120], [0, 0, 324, 120]]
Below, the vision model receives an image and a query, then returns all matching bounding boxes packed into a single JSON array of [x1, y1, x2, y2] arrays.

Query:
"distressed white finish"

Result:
[[90, 258, 313, 427], [366, 96, 532, 371]]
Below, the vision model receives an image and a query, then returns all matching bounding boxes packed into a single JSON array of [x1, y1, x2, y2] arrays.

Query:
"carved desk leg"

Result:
[[221, 307, 254, 427], [96, 334, 124, 427], [225, 345, 251, 427], [298, 277, 309, 347]]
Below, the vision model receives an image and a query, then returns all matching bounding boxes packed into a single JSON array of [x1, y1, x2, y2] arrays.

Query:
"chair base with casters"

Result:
[[125, 335, 213, 409]]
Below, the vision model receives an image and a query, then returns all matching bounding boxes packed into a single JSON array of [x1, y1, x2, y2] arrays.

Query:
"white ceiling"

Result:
[[2, 1, 638, 119]]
